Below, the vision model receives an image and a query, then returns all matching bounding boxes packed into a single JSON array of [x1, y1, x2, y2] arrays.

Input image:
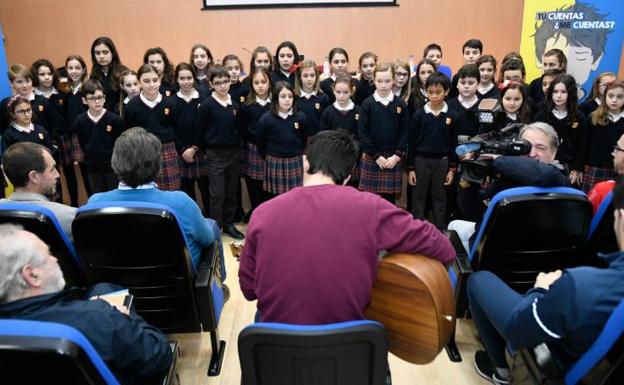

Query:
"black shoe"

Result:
[[474, 351, 510, 385], [242, 210, 253, 224], [223, 224, 244, 240], [222, 284, 230, 303]]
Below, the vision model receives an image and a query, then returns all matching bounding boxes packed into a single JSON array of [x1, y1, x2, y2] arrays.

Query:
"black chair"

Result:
[[510, 299, 624, 385], [0, 319, 179, 385], [585, 190, 618, 258], [72, 201, 226, 376], [446, 187, 593, 361], [238, 320, 389, 385], [0, 203, 87, 287]]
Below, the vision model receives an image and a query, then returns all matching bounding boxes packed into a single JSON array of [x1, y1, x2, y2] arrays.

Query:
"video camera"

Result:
[[456, 123, 531, 184]]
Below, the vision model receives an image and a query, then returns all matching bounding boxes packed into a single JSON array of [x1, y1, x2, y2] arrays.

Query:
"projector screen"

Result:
[[203, 0, 396, 9]]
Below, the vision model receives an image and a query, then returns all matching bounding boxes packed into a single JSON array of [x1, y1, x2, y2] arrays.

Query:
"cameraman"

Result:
[[450, 122, 568, 252]]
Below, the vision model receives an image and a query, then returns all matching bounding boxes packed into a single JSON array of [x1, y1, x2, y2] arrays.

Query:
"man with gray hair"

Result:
[[0, 224, 173, 384], [0, 142, 76, 240], [450, 122, 569, 251], [87, 127, 224, 277]]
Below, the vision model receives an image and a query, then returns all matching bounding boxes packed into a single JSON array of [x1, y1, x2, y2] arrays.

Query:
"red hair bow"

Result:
[[289, 62, 301, 74]]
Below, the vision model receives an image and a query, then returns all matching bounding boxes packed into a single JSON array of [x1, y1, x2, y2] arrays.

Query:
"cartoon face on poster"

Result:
[[520, 0, 623, 100]]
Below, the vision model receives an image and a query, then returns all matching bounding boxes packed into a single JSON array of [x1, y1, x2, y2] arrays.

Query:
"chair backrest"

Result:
[[471, 187, 592, 290], [565, 300, 624, 385], [238, 320, 388, 385], [72, 202, 202, 333], [586, 191, 618, 257], [0, 319, 119, 385], [0, 203, 87, 287]]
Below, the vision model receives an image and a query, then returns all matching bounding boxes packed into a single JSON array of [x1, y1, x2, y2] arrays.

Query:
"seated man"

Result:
[[0, 142, 76, 240], [587, 133, 624, 213], [450, 122, 569, 252], [239, 130, 455, 324], [88, 127, 223, 277], [0, 224, 173, 384], [468, 179, 624, 385]]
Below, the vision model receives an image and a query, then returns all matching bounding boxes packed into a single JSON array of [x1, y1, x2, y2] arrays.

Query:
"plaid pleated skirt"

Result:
[[583, 166, 617, 193], [156, 141, 181, 191], [180, 152, 209, 179], [264, 154, 303, 195], [245, 142, 265, 180], [56, 134, 73, 166], [358, 152, 402, 194], [71, 134, 84, 163]]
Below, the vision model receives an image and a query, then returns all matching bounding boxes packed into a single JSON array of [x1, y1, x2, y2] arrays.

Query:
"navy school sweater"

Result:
[[296, 93, 330, 137], [256, 111, 309, 158], [357, 95, 409, 159], [122, 95, 177, 143], [319, 104, 361, 139], [241, 101, 271, 145], [73, 110, 123, 171], [195, 95, 242, 149]]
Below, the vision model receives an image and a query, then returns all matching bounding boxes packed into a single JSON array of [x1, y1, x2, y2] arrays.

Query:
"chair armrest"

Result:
[[445, 230, 473, 318], [194, 241, 223, 332]]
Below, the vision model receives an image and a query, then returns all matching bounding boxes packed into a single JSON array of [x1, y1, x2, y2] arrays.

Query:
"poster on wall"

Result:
[[520, 0, 624, 100], [203, 0, 396, 9]]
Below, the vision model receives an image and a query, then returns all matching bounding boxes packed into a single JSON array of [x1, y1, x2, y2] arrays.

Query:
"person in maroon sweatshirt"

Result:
[[239, 130, 455, 324]]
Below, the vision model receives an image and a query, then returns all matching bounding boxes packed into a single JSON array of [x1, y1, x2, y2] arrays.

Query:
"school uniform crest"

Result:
[[165, 90, 171, 97], [240, 96, 245, 103], [38, 132, 45, 140], [355, 113, 360, 121], [38, 105, 44, 112], [294, 122, 300, 130], [58, 99, 64, 106], [572, 122, 579, 128], [315, 103, 320, 110], [106, 125, 112, 133], [446, 117, 452, 125], [164, 107, 170, 116], [397, 106, 402, 114], [233, 109, 237, 116]]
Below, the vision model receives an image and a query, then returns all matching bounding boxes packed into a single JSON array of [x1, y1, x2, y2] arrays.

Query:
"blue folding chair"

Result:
[[585, 190, 618, 258], [238, 320, 389, 385], [0, 203, 87, 287], [72, 201, 225, 376], [446, 186, 593, 361]]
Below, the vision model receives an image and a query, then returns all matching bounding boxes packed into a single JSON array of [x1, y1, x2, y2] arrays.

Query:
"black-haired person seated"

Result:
[[468, 179, 624, 385], [0, 224, 173, 384]]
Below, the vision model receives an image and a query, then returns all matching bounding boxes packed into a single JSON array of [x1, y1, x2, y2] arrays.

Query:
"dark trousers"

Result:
[[206, 147, 239, 228], [245, 175, 267, 212], [181, 177, 211, 217], [411, 157, 448, 229], [468, 271, 526, 368], [87, 171, 118, 194], [62, 164, 79, 207]]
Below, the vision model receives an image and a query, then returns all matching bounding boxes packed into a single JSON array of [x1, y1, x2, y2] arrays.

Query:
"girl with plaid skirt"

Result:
[[173, 62, 210, 214], [357, 63, 409, 204], [583, 80, 624, 193], [257, 81, 309, 196], [122, 64, 180, 191], [295, 60, 330, 139], [241, 68, 272, 212]]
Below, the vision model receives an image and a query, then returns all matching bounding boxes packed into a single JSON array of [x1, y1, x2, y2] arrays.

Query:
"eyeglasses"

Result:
[[86, 95, 105, 102], [613, 145, 624, 155], [395, 72, 409, 78], [212, 80, 231, 88], [15, 108, 32, 115]]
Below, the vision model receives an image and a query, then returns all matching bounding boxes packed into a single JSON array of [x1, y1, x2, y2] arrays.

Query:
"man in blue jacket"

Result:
[[0, 224, 173, 384], [469, 180, 624, 385]]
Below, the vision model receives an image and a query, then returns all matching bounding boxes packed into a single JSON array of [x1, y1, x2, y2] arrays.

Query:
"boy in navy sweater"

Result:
[[195, 65, 244, 239], [73, 79, 123, 194], [408, 72, 458, 229]]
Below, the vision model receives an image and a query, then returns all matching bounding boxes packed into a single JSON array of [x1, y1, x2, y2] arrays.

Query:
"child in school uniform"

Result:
[[115, 69, 141, 118], [123, 64, 180, 191], [408, 59, 436, 117], [531, 68, 564, 120], [256, 81, 310, 196], [423, 43, 452, 79], [144, 47, 176, 97], [354, 52, 377, 105], [295, 60, 330, 139], [243, 46, 273, 90], [392, 61, 411, 104], [475, 55, 499, 100], [534, 74, 587, 186], [320, 47, 358, 104], [89, 37, 124, 112], [190, 43, 214, 97], [195, 65, 244, 239], [224, 54, 249, 105], [583, 80, 624, 193], [3, 96, 54, 154], [172, 62, 210, 215], [527, 49, 567, 104], [478, 81, 531, 135], [357, 63, 409, 204], [448, 65, 481, 140], [271, 41, 299, 87], [579, 72, 617, 117], [449, 39, 483, 99], [73, 79, 123, 194], [241, 68, 272, 216], [408, 72, 458, 229]]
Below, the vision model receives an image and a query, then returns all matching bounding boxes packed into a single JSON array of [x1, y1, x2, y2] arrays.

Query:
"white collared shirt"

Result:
[[177, 89, 199, 103], [333, 100, 355, 111], [595, 97, 602, 105], [278, 109, 294, 119], [478, 82, 494, 95], [330, 74, 337, 82], [12, 122, 34, 133], [424, 102, 448, 116], [140, 92, 163, 108], [72, 83, 82, 95], [256, 96, 270, 106], [211, 93, 232, 108], [552, 109, 568, 120], [458, 95, 478, 109], [609, 111, 624, 122], [373, 91, 394, 106], [118, 182, 158, 190], [123, 96, 132, 105], [34, 87, 58, 98], [506, 112, 518, 121], [300, 90, 317, 99], [87, 108, 107, 123], [281, 69, 291, 78], [393, 89, 402, 97]]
